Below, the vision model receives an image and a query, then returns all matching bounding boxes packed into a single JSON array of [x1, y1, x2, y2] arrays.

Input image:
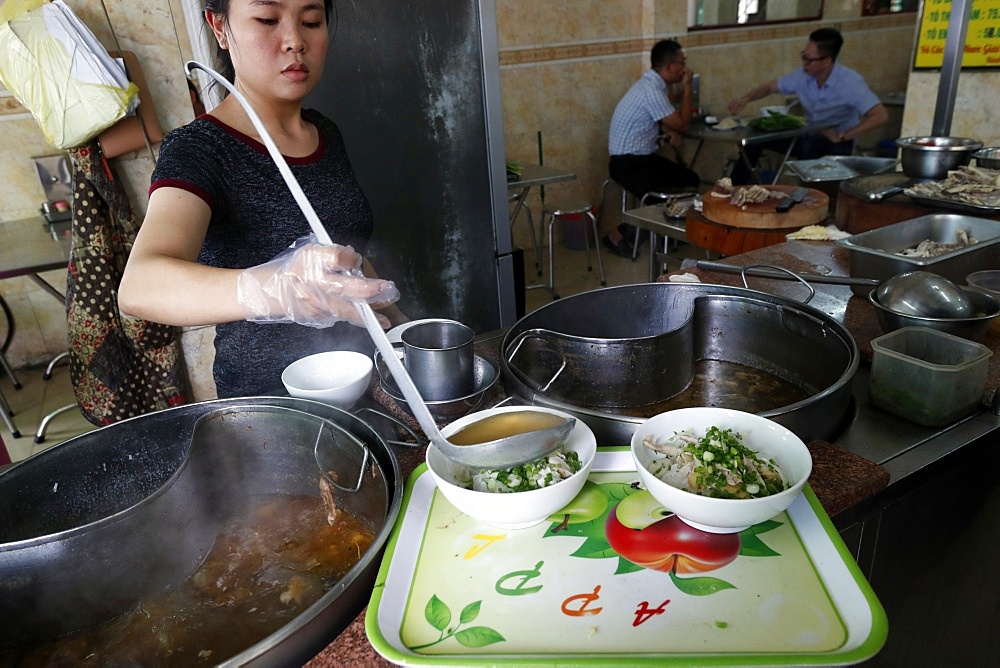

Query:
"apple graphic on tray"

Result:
[[605, 490, 741, 575]]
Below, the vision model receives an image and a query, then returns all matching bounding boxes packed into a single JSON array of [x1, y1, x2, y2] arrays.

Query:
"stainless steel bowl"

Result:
[[897, 136, 983, 179], [869, 285, 1000, 341], [973, 147, 1000, 170]]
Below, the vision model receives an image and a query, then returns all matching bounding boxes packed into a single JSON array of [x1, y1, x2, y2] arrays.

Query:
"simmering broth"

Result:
[[7, 494, 374, 666], [612, 359, 810, 418], [448, 411, 566, 445]]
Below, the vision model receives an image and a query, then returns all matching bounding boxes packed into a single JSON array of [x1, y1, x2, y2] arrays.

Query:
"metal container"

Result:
[[868, 286, 1000, 341], [839, 214, 1000, 296], [0, 397, 402, 665], [897, 136, 983, 179], [500, 283, 858, 445], [973, 147, 1000, 170]]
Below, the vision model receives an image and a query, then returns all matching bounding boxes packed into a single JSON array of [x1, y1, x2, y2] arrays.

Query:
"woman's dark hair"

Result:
[[204, 0, 336, 88]]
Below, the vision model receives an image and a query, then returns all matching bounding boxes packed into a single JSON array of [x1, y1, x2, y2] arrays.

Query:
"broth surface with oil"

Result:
[[612, 359, 810, 417], [448, 411, 566, 445], [8, 494, 375, 667]]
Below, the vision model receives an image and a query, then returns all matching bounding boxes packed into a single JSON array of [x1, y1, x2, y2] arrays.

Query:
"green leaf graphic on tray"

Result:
[[409, 596, 506, 652], [669, 570, 738, 596], [459, 600, 481, 624], [455, 626, 507, 648], [738, 519, 783, 557], [425, 595, 451, 631]]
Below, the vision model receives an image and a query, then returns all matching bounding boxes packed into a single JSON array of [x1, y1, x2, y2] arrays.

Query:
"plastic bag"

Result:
[[0, 0, 138, 149]]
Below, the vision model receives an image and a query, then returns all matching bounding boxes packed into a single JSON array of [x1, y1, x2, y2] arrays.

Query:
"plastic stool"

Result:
[[598, 178, 639, 262], [528, 199, 605, 300]]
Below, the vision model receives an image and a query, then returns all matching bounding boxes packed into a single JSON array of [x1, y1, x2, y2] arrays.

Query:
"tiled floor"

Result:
[[0, 235, 706, 465], [1, 359, 96, 463]]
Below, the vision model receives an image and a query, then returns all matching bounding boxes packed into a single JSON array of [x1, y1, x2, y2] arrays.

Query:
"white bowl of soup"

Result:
[[426, 406, 597, 530], [631, 407, 812, 533]]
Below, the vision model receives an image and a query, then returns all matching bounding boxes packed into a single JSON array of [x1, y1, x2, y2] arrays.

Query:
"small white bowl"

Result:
[[426, 406, 597, 530], [631, 407, 812, 534], [281, 351, 373, 408]]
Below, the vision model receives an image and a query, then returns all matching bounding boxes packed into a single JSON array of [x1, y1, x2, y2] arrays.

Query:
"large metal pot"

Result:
[[897, 136, 983, 179], [0, 397, 402, 665], [500, 283, 859, 445]]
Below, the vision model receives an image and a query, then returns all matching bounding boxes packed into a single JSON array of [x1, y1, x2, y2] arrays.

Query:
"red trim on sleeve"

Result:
[[149, 178, 215, 209]]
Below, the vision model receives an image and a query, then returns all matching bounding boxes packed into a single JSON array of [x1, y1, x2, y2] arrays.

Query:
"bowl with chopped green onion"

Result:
[[427, 406, 597, 529], [630, 408, 812, 533]]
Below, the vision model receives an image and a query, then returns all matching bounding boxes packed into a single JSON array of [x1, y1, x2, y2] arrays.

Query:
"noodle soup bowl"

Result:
[[631, 407, 812, 534], [426, 406, 597, 530]]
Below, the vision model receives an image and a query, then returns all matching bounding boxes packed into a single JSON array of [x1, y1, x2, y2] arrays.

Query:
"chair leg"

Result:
[[523, 207, 542, 276], [0, 351, 22, 390], [43, 351, 68, 381], [0, 388, 21, 438], [586, 210, 606, 286], [35, 403, 79, 444], [525, 212, 559, 301]]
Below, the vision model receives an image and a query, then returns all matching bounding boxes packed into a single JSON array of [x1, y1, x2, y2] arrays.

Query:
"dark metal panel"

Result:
[[306, 0, 510, 332]]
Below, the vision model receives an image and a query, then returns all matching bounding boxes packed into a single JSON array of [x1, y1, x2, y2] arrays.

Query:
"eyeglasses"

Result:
[[800, 52, 827, 63]]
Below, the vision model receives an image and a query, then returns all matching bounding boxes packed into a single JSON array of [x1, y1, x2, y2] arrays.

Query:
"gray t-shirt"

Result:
[[151, 108, 375, 397]]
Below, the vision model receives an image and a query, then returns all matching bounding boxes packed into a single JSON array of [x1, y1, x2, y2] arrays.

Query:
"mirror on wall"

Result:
[[690, 0, 823, 29]]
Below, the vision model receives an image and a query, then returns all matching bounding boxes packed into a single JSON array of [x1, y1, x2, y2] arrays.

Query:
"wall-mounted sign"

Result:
[[913, 0, 1000, 69]]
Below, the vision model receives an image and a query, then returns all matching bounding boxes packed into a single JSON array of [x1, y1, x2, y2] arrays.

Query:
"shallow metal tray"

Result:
[[905, 193, 1000, 215], [837, 214, 1000, 295], [787, 156, 899, 182]]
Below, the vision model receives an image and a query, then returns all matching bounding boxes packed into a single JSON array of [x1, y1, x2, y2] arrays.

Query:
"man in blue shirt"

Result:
[[605, 39, 700, 256], [727, 28, 889, 184]]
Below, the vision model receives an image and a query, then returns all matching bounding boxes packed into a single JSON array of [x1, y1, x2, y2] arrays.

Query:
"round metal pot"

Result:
[[0, 397, 402, 665], [897, 136, 983, 179], [973, 147, 1000, 170], [500, 283, 859, 445]]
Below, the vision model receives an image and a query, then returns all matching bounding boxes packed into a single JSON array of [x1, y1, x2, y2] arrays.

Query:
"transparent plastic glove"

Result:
[[237, 235, 400, 328]]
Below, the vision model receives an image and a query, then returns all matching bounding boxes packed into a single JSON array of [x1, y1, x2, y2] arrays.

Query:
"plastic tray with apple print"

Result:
[[366, 450, 888, 665]]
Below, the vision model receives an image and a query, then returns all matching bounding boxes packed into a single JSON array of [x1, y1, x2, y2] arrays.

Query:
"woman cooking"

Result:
[[118, 0, 403, 398]]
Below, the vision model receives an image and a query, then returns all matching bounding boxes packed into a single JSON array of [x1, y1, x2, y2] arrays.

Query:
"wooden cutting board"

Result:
[[703, 184, 829, 229]]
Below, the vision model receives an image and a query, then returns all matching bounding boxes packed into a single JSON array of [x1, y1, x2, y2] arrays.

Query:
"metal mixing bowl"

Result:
[[973, 147, 1000, 170], [869, 285, 1000, 340], [896, 136, 983, 179]]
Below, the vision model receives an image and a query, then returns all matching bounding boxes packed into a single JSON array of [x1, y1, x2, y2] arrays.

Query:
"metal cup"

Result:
[[398, 319, 475, 400]]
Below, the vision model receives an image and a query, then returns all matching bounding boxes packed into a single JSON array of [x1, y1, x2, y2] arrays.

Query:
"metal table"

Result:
[[622, 202, 714, 281], [0, 217, 71, 298], [684, 118, 835, 185], [506, 164, 576, 271]]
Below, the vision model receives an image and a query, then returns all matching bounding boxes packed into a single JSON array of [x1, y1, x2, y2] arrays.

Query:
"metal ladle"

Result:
[[875, 271, 975, 318], [186, 61, 575, 470]]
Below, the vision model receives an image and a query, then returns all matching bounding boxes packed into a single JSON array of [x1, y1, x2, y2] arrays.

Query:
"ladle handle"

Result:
[[186, 61, 446, 444], [355, 302, 447, 443]]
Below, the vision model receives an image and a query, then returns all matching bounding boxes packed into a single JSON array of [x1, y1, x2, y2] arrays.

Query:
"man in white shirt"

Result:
[[605, 39, 700, 256]]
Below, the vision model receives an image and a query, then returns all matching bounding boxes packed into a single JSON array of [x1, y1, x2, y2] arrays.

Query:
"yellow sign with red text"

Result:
[[914, 0, 1000, 69]]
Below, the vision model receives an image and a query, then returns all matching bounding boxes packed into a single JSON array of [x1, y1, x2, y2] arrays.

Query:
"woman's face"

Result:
[[208, 0, 329, 104]]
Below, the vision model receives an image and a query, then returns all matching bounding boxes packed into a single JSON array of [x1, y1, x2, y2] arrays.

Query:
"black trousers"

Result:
[[609, 153, 700, 201]]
